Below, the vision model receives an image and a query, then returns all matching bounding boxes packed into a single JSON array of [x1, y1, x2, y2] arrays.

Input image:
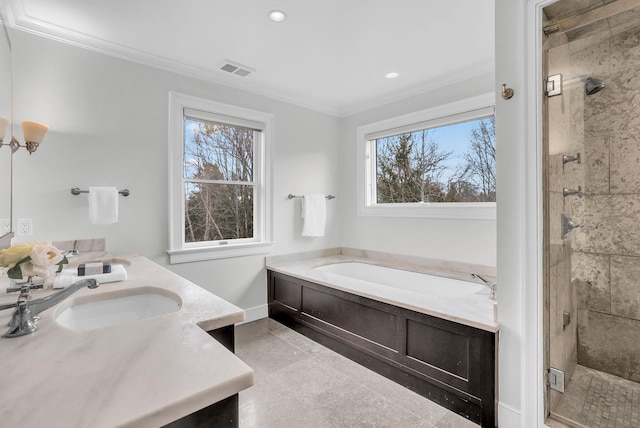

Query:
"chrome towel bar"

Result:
[[288, 194, 335, 200], [71, 188, 130, 196]]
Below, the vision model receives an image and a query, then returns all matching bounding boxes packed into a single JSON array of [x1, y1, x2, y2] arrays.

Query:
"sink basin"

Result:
[[55, 287, 182, 332]]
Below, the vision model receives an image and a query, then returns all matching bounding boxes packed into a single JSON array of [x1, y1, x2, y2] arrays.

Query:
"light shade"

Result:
[[268, 10, 287, 22], [0, 117, 8, 142], [21, 121, 48, 144]]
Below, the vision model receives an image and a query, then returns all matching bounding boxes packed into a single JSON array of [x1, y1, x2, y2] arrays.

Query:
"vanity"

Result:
[[0, 254, 253, 428]]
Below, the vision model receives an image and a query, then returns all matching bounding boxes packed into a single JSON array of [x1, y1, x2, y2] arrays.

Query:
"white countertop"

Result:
[[266, 250, 499, 333], [0, 254, 253, 428]]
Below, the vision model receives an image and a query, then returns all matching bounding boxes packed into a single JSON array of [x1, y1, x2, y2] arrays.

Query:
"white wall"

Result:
[[339, 72, 497, 267], [9, 30, 342, 314]]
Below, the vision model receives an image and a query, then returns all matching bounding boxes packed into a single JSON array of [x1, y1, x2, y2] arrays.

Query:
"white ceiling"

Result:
[[3, 0, 495, 117]]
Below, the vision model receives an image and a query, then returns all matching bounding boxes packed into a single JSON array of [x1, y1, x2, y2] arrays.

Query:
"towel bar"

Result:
[[71, 188, 130, 197], [288, 194, 335, 200]]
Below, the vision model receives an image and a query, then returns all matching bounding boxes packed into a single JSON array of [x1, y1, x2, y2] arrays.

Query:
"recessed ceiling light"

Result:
[[385, 72, 399, 79], [268, 10, 287, 22]]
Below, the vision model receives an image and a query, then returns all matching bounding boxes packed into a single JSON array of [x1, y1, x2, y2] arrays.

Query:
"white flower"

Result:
[[0, 242, 68, 280], [29, 243, 64, 267], [18, 261, 58, 279], [25, 243, 65, 279]]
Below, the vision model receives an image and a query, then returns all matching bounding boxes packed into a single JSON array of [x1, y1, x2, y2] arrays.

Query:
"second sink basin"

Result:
[[55, 286, 182, 332]]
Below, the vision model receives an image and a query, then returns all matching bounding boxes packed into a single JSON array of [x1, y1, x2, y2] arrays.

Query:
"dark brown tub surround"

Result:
[[266, 248, 498, 427]]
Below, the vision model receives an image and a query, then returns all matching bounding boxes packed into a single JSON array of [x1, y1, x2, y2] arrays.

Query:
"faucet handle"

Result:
[[471, 273, 498, 303], [6, 283, 44, 294]]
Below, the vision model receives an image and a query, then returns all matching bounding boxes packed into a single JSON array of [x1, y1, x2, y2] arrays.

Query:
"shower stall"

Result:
[[543, 0, 640, 426]]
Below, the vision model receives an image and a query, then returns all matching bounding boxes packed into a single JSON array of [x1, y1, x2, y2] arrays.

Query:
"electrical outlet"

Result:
[[17, 218, 32, 236], [0, 218, 9, 235]]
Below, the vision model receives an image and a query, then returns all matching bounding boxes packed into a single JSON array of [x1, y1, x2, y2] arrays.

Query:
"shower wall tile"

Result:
[[570, 38, 610, 83], [610, 24, 640, 72], [611, 131, 640, 193], [566, 19, 610, 49], [572, 251, 610, 313], [585, 70, 640, 136], [577, 309, 640, 380], [570, 82, 585, 151], [548, 44, 572, 155], [608, 8, 640, 39], [576, 195, 640, 256], [582, 135, 609, 194], [611, 255, 640, 320]]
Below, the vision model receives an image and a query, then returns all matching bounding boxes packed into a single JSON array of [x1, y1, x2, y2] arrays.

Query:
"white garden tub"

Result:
[[315, 262, 484, 299]]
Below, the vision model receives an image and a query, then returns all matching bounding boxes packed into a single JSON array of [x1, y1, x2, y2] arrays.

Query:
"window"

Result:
[[357, 94, 496, 219], [168, 92, 273, 263]]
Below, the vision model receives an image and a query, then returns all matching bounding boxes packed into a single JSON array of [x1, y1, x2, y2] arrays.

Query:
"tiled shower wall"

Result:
[[569, 21, 640, 382]]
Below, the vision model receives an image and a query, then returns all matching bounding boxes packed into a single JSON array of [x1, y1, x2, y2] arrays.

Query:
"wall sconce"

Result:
[[0, 117, 49, 154]]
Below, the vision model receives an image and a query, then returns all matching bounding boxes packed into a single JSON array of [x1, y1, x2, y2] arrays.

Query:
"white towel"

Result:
[[89, 187, 118, 225], [52, 264, 128, 289], [302, 194, 326, 237]]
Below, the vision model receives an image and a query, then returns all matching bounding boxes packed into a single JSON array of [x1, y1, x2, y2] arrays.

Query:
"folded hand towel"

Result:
[[52, 264, 128, 289], [89, 187, 119, 225], [302, 194, 326, 237]]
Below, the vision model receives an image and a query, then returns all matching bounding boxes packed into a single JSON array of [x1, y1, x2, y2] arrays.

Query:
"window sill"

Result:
[[167, 242, 274, 264], [358, 203, 496, 220]]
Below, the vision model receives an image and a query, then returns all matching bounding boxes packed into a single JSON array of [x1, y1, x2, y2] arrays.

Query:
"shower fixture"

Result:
[[563, 186, 583, 198], [585, 77, 605, 95], [561, 213, 583, 239], [562, 153, 581, 165]]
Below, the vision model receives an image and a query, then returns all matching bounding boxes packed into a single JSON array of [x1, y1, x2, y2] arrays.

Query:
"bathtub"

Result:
[[267, 255, 497, 426], [315, 262, 485, 299]]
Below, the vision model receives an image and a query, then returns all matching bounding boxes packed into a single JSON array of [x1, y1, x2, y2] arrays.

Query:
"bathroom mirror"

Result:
[[0, 10, 11, 242]]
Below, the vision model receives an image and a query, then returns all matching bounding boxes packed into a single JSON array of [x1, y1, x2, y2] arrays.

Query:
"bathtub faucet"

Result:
[[471, 273, 497, 304]]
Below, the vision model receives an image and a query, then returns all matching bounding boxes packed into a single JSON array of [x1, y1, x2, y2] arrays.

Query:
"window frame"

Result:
[[357, 93, 496, 220], [168, 92, 273, 263]]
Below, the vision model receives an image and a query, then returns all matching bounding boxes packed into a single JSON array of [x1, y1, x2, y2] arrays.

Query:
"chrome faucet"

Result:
[[471, 273, 498, 323], [1, 278, 99, 338], [471, 273, 497, 303]]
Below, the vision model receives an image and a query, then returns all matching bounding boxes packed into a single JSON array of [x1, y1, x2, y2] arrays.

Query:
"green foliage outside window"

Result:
[[375, 116, 495, 203], [183, 119, 255, 243]]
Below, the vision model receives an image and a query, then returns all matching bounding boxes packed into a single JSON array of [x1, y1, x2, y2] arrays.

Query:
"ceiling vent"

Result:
[[219, 60, 254, 77]]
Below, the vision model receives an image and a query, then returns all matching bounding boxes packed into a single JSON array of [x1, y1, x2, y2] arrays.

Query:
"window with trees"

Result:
[[168, 92, 273, 263], [357, 94, 496, 219]]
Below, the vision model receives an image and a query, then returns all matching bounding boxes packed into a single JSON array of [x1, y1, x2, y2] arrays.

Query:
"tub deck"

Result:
[[266, 253, 498, 333]]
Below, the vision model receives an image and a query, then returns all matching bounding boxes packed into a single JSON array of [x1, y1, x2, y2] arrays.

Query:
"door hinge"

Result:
[[545, 74, 563, 97], [548, 367, 565, 393]]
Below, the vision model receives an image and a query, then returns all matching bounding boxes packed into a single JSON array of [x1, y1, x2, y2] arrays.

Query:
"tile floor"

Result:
[[552, 365, 640, 428], [235, 318, 478, 428]]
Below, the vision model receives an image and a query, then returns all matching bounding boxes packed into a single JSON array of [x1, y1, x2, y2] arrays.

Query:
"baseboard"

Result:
[[498, 402, 521, 428], [238, 304, 268, 324]]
